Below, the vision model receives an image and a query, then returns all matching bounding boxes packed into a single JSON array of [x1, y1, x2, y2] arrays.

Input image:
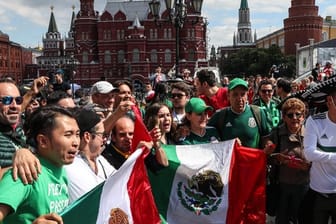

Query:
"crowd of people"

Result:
[[0, 62, 335, 223]]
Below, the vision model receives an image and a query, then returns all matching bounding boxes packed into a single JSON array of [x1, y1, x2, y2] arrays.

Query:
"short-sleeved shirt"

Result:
[[200, 87, 229, 116], [0, 157, 69, 224], [208, 105, 271, 148], [181, 127, 219, 145]]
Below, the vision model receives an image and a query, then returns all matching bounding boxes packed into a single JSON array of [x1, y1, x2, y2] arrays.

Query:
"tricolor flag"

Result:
[[149, 140, 266, 224], [60, 149, 161, 224]]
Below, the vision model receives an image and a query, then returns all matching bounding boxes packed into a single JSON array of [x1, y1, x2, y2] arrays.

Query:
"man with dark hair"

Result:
[[312, 63, 320, 82], [194, 69, 229, 115], [170, 82, 190, 124], [52, 70, 71, 95], [0, 106, 80, 223], [47, 90, 76, 108], [276, 78, 292, 101], [253, 79, 281, 128]]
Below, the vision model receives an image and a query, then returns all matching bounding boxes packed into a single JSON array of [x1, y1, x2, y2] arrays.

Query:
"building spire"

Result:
[[240, 0, 248, 9], [48, 5, 59, 33]]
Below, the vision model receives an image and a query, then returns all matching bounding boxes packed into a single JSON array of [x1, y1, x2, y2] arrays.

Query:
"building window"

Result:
[[168, 28, 172, 39], [82, 51, 89, 63], [165, 49, 171, 63], [132, 48, 140, 62], [150, 49, 158, 63], [104, 50, 111, 64], [117, 50, 125, 63], [188, 49, 195, 61], [322, 31, 328, 41]]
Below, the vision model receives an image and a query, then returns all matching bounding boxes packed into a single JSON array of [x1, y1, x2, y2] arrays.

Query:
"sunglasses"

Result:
[[286, 112, 303, 119], [0, 96, 24, 105], [170, 93, 186, 99], [260, 89, 273, 94]]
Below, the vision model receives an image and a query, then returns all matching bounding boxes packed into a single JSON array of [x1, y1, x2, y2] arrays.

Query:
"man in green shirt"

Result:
[[0, 106, 80, 224], [208, 78, 271, 148]]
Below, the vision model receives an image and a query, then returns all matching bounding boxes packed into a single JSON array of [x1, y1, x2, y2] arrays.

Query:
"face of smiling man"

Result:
[[0, 82, 22, 126]]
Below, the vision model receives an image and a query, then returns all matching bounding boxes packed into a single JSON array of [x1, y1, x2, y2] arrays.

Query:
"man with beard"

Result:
[[0, 80, 29, 169]]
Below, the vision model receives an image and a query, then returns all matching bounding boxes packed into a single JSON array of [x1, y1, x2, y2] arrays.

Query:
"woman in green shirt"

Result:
[[180, 98, 220, 145]]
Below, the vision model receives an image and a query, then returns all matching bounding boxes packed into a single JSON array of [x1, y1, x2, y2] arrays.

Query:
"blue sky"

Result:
[[0, 0, 335, 49]]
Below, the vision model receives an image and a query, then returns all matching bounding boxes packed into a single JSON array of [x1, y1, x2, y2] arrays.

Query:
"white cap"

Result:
[[91, 81, 115, 94]]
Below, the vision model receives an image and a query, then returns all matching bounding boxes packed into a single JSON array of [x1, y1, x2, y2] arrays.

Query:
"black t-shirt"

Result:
[[53, 82, 71, 92]]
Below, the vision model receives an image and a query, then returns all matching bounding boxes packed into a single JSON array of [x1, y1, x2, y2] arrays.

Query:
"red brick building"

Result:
[[0, 31, 32, 83], [71, 0, 208, 86]]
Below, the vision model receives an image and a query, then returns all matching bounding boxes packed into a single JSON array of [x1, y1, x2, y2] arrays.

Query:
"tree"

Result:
[[219, 45, 295, 78]]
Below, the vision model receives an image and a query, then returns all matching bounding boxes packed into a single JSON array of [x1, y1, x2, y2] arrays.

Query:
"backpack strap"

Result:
[[250, 105, 262, 134]]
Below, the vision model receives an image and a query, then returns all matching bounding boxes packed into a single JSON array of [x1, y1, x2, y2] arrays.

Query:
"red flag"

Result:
[[131, 105, 152, 153], [227, 142, 266, 224]]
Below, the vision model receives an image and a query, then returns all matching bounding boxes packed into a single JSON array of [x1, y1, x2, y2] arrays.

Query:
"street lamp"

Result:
[[149, 0, 203, 78]]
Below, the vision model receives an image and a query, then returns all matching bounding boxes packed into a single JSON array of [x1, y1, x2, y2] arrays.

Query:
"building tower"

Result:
[[234, 0, 253, 46], [284, 0, 323, 55], [65, 5, 76, 58]]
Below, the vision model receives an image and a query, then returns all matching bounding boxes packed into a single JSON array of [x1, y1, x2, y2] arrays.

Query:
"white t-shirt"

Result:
[[65, 154, 116, 203], [304, 112, 336, 193]]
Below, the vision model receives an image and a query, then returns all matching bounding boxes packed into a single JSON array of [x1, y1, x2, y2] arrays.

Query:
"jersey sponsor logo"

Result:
[[248, 117, 257, 128], [321, 134, 328, 139], [225, 122, 232, 127]]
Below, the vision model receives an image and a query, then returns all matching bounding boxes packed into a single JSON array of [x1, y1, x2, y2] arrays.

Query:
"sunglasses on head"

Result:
[[286, 112, 303, 119], [170, 93, 186, 99], [0, 96, 23, 105]]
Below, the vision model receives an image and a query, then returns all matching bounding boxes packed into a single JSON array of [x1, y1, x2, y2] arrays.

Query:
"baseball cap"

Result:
[[75, 109, 101, 134], [185, 98, 213, 114], [228, 78, 248, 90], [91, 81, 115, 94]]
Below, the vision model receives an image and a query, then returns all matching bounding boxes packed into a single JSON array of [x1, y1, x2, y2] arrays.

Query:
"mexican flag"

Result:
[[149, 140, 266, 224], [60, 148, 161, 224]]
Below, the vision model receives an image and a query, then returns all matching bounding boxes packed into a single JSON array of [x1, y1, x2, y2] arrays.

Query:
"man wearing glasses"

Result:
[[253, 79, 281, 128], [170, 82, 191, 124], [0, 80, 27, 169]]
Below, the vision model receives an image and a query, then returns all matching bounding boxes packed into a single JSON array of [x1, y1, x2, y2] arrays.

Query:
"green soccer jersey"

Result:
[[208, 105, 271, 149], [0, 157, 69, 224], [182, 127, 220, 145]]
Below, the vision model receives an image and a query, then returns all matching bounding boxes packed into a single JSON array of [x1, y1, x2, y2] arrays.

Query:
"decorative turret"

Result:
[[43, 6, 63, 58]]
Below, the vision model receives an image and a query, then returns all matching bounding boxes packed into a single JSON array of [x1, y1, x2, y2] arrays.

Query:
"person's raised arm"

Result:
[[21, 76, 49, 112]]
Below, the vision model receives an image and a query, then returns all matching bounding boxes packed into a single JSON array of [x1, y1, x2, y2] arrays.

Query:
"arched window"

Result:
[[132, 48, 140, 62], [104, 50, 111, 64], [117, 50, 125, 63], [82, 51, 88, 63], [188, 49, 195, 61], [151, 49, 158, 63], [165, 49, 171, 63]]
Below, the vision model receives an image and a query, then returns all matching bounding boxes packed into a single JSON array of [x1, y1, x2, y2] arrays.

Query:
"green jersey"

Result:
[[208, 105, 271, 148], [0, 157, 69, 224], [253, 98, 281, 128], [182, 127, 220, 145]]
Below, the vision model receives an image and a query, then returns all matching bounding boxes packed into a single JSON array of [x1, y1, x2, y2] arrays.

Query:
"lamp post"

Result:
[[149, 0, 203, 78]]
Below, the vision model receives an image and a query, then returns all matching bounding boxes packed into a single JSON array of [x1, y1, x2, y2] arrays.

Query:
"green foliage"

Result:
[[219, 45, 296, 78]]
